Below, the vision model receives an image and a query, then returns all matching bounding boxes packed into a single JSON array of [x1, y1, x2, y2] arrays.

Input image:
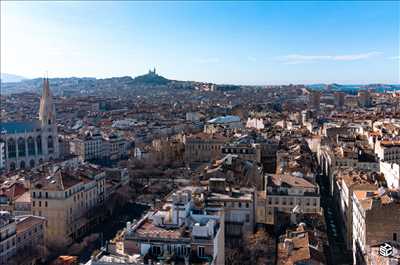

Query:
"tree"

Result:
[[225, 229, 276, 265]]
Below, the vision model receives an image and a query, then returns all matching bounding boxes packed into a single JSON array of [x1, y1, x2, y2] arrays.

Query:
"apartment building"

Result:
[[352, 189, 400, 265], [335, 170, 378, 250], [14, 215, 46, 265], [221, 143, 261, 163], [256, 174, 321, 225], [103, 133, 129, 160], [0, 211, 16, 265], [375, 140, 400, 164], [123, 188, 225, 265], [309, 90, 321, 110], [30, 163, 106, 248], [71, 130, 104, 161], [206, 178, 255, 241], [319, 144, 379, 196], [184, 132, 228, 163]]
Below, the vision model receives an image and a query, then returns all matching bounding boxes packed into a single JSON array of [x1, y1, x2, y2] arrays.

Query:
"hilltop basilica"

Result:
[[0, 78, 59, 171]]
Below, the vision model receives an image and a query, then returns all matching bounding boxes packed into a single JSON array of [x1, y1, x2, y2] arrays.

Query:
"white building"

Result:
[[375, 140, 400, 164], [335, 171, 377, 250], [380, 161, 400, 189], [124, 188, 225, 265], [246, 118, 264, 130]]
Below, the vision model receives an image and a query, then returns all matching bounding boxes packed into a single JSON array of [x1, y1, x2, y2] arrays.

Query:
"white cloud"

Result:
[[389, 55, 400, 60], [279, 51, 382, 64], [194, 57, 220, 64]]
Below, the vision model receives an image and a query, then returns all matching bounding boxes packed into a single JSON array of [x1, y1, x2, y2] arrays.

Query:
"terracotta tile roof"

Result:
[[278, 232, 311, 264], [269, 174, 316, 189], [0, 182, 27, 200], [16, 216, 45, 234], [135, 218, 185, 240]]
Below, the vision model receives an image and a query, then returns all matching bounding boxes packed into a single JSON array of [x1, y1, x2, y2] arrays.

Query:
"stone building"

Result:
[[30, 163, 106, 248], [14, 215, 46, 265], [0, 211, 16, 265], [184, 132, 228, 164], [352, 189, 400, 265], [256, 174, 321, 225]]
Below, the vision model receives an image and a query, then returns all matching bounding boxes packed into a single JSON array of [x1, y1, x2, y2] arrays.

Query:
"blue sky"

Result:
[[1, 1, 399, 84]]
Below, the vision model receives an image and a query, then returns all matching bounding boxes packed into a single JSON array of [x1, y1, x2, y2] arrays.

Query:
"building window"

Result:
[[18, 138, 26, 157], [48, 136, 54, 154], [45, 201, 48, 207], [36, 136, 42, 155], [152, 245, 161, 256], [246, 203, 249, 208], [245, 214, 250, 223], [198, 246, 205, 257], [27, 137, 35, 156], [7, 138, 16, 158], [394, 233, 398, 241], [39, 201, 41, 207]]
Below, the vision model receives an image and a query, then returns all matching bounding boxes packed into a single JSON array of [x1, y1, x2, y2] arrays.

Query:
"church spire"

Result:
[[39, 77, 56, 126]]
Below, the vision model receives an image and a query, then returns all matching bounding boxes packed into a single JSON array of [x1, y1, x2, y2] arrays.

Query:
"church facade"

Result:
[[0, 78, 59, 171]]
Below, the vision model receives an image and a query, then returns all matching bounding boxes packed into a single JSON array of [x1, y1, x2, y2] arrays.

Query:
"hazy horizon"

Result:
[[2, 71, 400, 86]]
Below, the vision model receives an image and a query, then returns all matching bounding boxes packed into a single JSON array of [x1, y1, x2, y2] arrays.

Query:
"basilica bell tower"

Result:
[[38, 77, 59, 159]]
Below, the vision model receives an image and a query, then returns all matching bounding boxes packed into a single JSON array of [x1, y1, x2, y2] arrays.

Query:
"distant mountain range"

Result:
[[0, 70, 210, 95], [0, 73, 27, 83], [2, 71, 398, 95]]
